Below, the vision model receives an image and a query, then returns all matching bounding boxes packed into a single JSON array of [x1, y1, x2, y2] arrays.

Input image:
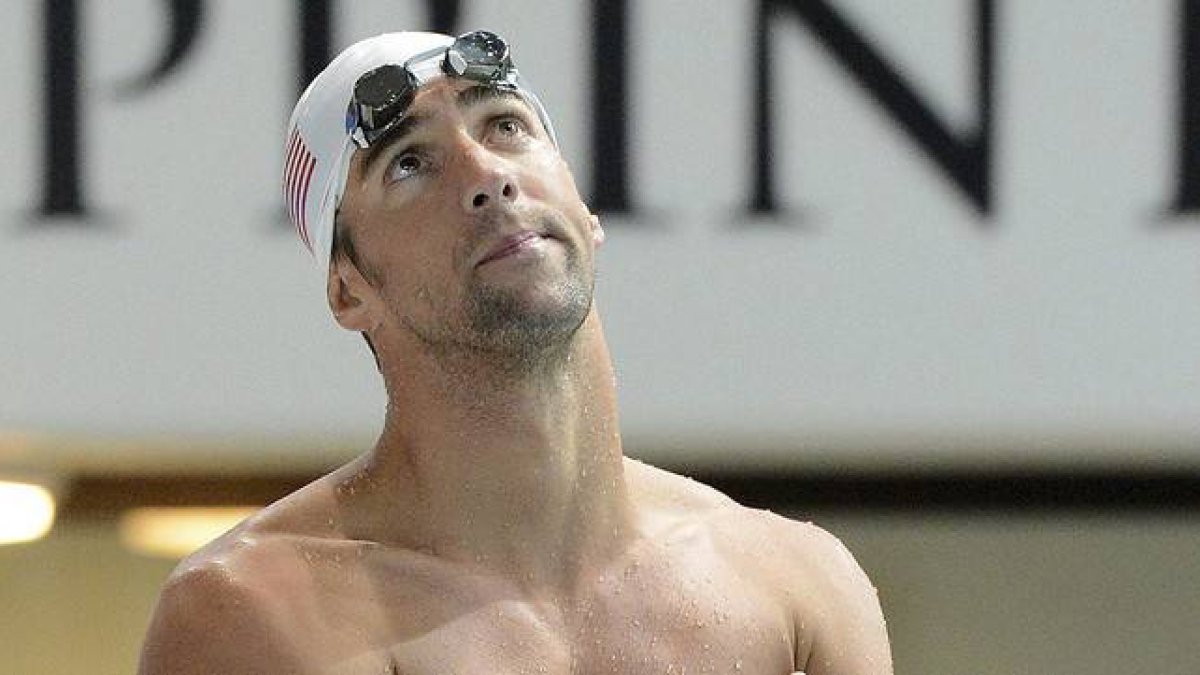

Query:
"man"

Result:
[[139, 30, 891, 674]]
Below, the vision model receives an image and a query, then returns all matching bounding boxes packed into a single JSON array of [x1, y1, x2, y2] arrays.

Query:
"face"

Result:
[[333, 77, 604, 365]]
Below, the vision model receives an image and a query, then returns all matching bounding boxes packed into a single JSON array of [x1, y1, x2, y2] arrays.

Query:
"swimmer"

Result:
[[138, 30, 891, 674]]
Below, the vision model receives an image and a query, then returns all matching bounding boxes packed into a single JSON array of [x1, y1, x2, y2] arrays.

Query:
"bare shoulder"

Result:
[[138, 530, 309, 674], [138, 476, 341, 675], [625, 459, 892, 674], [624, 459, 844, 571], [623, 457, 740, 514], [623, 457, 829, 552], [722, 508, 892, 675]]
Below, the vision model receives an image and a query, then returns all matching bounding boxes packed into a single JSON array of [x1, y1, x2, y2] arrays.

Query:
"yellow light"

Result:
[[0, 481, 57, 545], [119, 506, 260, 559]]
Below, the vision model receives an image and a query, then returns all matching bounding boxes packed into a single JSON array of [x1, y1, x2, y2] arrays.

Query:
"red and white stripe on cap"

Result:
[[282, 129, 317, 253]]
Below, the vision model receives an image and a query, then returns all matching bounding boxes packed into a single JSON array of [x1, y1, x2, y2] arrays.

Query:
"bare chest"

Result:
[[290, 549, 796, 675], [327, 594, 794, 675]]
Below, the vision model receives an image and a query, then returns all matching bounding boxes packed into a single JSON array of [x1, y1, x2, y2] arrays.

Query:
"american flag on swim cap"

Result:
[[282, 129, 317, 253]]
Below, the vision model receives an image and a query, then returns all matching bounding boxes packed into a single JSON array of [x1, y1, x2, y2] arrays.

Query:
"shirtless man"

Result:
[[138, 30, 892, 674]]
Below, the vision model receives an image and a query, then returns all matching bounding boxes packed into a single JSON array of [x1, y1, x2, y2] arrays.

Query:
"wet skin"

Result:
[[140, 459, 887, 674], [138, 77, 891, 675]]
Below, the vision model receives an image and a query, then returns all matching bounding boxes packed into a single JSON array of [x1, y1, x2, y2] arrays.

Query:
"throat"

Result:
[[366, 415, 631, 588], [366, 312, 628, 584]]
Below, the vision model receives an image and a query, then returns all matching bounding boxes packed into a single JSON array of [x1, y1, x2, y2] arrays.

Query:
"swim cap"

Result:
[[282, 31, 558, 273]]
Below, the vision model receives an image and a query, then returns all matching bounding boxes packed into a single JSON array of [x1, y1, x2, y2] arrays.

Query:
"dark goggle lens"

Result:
[[353, 64, 415, 131], [443, 30, 512, 80], [454, 30, 508, 66], [356, 65, 408, 109]]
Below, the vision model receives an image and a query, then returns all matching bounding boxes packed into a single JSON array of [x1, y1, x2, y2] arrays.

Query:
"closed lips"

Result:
[[477, 231, 545, 266]]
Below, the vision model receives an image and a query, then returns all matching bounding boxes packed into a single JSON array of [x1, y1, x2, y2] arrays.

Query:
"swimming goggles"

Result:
[[347, 30, 522, 149]]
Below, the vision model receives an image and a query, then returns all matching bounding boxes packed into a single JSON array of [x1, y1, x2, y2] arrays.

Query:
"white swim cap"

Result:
[[282, 31, 558, 273]]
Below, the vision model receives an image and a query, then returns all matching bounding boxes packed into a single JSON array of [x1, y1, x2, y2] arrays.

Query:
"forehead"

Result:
[[404, 76, 472, 113], [407, 76, 528, 115]]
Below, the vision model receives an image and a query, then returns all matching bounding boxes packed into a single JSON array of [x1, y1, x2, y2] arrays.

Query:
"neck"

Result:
[[349, 312, 631, 593]]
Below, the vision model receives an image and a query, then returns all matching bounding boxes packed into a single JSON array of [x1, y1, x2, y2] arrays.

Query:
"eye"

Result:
[[492, 115, 529, 141], [386, 151, 424, 182]]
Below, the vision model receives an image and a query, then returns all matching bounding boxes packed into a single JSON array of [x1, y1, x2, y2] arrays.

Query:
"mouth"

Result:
[[476, 230, 555, 267]]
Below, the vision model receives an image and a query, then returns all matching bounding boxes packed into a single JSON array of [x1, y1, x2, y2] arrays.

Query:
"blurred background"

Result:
[[3, 1, 1199, 673]]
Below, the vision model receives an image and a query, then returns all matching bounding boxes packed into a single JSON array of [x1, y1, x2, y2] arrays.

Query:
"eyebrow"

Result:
[[360, 86, 534, 175], [456, 84, 529, 111], [361, 112, 431, 175]]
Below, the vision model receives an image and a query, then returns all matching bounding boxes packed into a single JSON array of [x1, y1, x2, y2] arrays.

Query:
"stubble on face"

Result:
[[388, 208, 596, 377]]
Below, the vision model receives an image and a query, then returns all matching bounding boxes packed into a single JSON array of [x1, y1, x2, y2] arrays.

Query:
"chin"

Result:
[[466, 274, 593, 351]]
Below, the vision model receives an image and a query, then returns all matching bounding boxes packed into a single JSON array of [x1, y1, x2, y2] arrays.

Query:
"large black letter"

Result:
[[1172, 0, 1200, 215], [39, 0, 208, 220], [40, 0, 85, 219], [426, 0, 461, 35], [115, 0, 206, 96], [591, 0, 633, 214], [297, 0, 334, 96], [752, 0, 995, 217]]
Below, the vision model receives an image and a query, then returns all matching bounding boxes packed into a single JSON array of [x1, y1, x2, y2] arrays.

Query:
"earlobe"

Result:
[[327, 258, 377, 332]]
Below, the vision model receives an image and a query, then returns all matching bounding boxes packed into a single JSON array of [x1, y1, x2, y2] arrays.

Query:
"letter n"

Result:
[[751, 0, 995, 218]]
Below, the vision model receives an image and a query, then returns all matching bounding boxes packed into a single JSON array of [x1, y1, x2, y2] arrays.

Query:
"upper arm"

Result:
[[138, 561, 308, 675], [785, 523, 893, 675]]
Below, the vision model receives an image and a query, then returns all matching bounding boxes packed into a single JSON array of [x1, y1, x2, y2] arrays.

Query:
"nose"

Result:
[[459, 143, 520, 213]]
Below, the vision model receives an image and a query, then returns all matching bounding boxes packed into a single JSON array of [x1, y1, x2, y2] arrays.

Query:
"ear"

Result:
[[589, 213, 605, 247], [327, 255, 379, 332]]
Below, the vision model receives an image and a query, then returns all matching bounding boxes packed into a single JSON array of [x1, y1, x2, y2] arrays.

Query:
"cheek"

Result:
[[524, 153, 587, 212], [377, 203, 470, 291]]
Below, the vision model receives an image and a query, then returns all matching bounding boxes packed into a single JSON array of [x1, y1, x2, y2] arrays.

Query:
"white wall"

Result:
[[3, 1, 1198, 472]]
